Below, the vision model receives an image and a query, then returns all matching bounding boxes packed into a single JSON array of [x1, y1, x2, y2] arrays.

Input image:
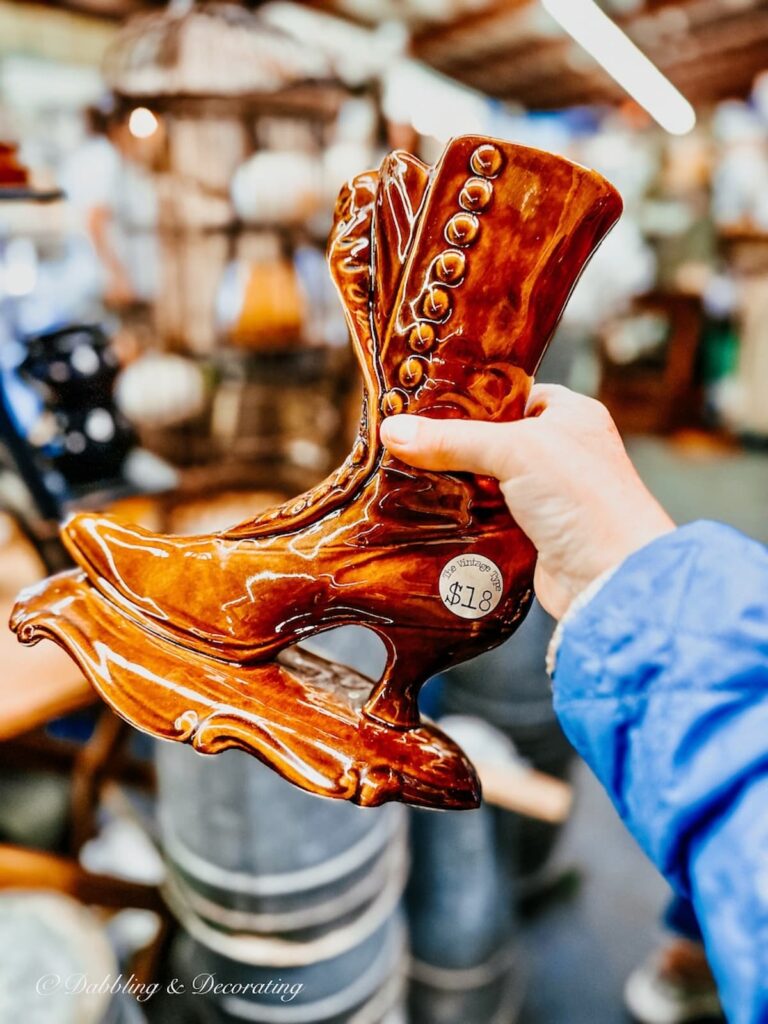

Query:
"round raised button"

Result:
[[422, 286, 451, 320], [399, 357, 426, 389], [459, 177, 493, 212], [445, 213, 479, 247], [381, 389, 408, 416], [470, 144, 503, 178], [408, 323, 436, 353], [434, 250, 466, 284]]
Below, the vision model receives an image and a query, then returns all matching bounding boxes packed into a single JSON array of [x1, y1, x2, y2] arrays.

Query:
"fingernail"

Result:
[[382, 415, 419, 447]]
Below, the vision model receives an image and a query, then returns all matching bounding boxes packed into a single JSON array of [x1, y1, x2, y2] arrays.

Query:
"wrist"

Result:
[[546, 565, 618, 675], [582, 498, 676, 593], [546, 514, 677, 674], [603, 510, 676, 578]]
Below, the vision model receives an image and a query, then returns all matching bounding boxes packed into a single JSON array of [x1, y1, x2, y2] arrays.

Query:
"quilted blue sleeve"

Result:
[[553, 521, 768, 1024]]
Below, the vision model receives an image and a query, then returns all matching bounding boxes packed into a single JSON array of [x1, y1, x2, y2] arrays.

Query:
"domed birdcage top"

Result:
[[104, 1, 338, 108]]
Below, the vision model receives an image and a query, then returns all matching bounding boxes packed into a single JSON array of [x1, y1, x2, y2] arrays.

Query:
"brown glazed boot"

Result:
[[11, 136, 621, 809]]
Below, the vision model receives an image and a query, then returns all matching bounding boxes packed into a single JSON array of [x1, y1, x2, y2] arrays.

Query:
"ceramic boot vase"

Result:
[[10, 136, 622, 809]]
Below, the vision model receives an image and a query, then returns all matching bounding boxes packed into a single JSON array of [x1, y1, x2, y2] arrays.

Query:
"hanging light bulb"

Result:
[[128, 107, 159, 140]]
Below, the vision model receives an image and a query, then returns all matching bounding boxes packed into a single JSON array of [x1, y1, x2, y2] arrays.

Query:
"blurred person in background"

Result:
[[382, 385, 768, 1024], [59, 104, 158, 312]]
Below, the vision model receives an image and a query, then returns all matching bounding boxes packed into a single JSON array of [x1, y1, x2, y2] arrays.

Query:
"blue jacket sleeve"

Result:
[[553, 521, 768, 1024]]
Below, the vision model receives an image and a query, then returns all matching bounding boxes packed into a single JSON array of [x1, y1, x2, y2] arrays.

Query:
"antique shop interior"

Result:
[[1, 1, 767, 1023]]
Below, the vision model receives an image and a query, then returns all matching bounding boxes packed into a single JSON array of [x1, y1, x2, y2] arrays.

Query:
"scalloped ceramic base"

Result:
[[10, 571, 480, 810]]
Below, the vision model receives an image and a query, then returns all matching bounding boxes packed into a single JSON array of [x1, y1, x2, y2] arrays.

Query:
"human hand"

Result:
[[380, 384, 674, 620]]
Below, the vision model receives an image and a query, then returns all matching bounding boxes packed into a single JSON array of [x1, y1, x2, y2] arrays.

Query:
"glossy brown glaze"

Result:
[[10, 135, 622, 809], [12, 572, 480, 808]]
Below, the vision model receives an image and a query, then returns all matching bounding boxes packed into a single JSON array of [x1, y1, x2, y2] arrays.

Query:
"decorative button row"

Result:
[[417, 252, 467, 327], [382, 143, 503, 416]]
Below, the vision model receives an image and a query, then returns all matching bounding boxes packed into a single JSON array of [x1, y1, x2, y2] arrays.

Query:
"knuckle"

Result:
[[401, 419, 452, 464], [426, 430, 449, 461], [432, 426, 464, 466]]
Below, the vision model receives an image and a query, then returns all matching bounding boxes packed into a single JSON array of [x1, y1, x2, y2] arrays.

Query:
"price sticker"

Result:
[[439, 554, 504, 620]]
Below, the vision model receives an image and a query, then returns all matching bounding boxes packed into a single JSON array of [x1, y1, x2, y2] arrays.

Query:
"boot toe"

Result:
[[59, 516, 239, 651], [61, 513, 145, 588]]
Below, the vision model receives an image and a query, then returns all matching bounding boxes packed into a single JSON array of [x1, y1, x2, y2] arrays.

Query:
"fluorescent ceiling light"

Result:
[[542, 0, 696, 135]]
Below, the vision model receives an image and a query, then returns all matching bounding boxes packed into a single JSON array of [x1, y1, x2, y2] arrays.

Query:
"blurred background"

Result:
[[1, 1, 767, 1022]]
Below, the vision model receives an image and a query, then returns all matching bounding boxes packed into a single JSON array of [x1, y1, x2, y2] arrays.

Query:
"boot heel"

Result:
[[363, 626, 452, 730]]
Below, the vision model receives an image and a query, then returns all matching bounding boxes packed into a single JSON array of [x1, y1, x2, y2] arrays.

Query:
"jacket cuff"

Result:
[[545, 565, 618, 676]]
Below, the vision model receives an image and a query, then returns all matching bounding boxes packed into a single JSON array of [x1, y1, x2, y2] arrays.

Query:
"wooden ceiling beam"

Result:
[[411, 0, 530, 47], [416, 32, 564, 76], [416, 0, 768, 109]]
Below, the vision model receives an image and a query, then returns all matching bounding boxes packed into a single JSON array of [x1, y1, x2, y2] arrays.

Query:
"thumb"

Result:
[[380, 414, 524, 479]]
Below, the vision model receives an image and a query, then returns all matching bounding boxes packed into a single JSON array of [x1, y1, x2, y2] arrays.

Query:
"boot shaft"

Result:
[[352, 136, 623, 526], [225, 137, 622, 541], [374, 135, 623, 422]]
